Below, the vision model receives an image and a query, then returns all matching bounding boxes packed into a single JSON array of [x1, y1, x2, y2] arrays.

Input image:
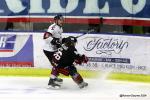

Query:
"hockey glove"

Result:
[[74, 55, 88, 65], [81, 55, 88, 63], [51, 38, 61, 48]]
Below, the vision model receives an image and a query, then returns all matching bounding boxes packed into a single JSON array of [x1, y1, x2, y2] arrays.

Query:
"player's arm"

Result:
[[74, 54, 88, 65], [43, 32, 52, 39], [43, 32, 54, 45], [43, 31, 60, 47], [44, 25, 60, 46], [73, 49, 88, 65], [51, 37, 61, 46]]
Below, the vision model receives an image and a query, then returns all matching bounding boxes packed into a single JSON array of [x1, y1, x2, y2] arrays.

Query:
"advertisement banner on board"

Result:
[[0, 33, 33, 67], [76, 34, 150, 74], [32, 33, 150, 74]]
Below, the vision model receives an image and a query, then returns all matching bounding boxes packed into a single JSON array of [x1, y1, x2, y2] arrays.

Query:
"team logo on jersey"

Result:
[[0, 34, 16, 52]]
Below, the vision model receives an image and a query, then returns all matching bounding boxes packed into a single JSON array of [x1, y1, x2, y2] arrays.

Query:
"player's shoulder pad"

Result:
[[47, 24, 57, 34]]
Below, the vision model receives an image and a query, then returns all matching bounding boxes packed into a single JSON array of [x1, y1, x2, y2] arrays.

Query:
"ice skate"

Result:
[[47, 78, 61, 89], [78, 82, 88, 89], [54, 77, 63, 84]]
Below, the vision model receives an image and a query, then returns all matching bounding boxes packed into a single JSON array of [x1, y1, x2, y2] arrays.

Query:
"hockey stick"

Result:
[[76, 29, 95, 38], [76, 17, 103, 38]]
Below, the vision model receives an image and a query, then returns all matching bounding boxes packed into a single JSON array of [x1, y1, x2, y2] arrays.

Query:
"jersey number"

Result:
[[54, 51, 62, 60]]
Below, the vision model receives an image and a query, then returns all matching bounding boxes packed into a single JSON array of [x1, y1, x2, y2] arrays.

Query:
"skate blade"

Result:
[[79, 83, 88, 89], [55, 81, 63, 85], [47, 85, 61, 90]]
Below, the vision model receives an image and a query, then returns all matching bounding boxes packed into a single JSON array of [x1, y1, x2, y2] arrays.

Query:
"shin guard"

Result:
[[72, 73, 83, 84]]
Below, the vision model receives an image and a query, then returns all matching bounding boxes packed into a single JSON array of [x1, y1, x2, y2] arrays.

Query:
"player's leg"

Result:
[[43, 50, 62, 88], [72, 73, 88, 89], [69, 65, 88, 89], [47, 67, 61, 89], [55, 66, 88, 89], [47, 66, 70, 89]]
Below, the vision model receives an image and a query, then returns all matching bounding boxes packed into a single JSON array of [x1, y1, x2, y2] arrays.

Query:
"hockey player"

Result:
[[48, 36, 88, 89], [43, 14, 64, 86]]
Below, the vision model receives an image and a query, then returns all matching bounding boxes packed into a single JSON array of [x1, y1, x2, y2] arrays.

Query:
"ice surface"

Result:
[[0, 76, 150, 100]]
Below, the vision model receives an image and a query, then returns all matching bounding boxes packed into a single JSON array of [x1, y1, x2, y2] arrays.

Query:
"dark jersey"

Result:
[[52, 45, 80, 67]]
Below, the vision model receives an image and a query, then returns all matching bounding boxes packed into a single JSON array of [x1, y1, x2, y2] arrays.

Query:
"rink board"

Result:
[[0, 32, 150, 76], [0, 68, 150, 83]]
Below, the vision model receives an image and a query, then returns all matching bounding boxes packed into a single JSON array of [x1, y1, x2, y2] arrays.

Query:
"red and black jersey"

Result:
[[52, 45, 80, 67]]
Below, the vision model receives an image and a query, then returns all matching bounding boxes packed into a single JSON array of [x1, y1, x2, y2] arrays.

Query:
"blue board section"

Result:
[[0, 35, 33, 67], [0, 35, 16, 51], [0, 0, 150, 18]]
